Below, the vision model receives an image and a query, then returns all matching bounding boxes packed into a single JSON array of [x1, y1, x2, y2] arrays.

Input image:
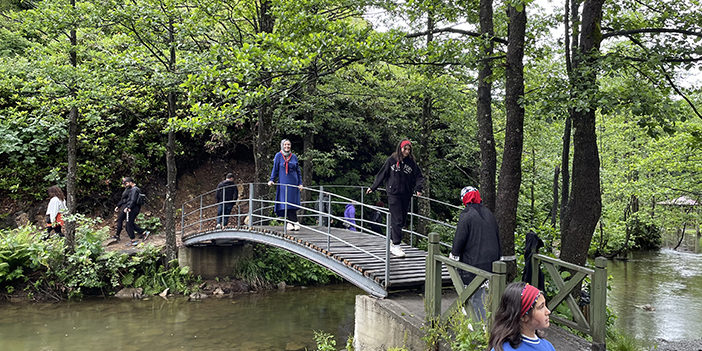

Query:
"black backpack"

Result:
[[137, 193, 146, 205]]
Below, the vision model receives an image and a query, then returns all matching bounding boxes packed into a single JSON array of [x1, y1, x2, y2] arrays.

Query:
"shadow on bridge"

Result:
[[180, 183, 459, 298]]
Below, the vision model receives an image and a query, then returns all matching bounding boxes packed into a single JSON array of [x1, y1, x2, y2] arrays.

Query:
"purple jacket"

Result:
[[344, 204, 357, 231]]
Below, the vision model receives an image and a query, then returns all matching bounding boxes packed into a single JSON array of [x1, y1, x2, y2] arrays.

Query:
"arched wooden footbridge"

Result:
[[181, 183, 459, 298]]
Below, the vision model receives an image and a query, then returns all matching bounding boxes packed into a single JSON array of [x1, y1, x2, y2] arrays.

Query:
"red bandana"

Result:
[[462, 191, 482, 206], [281, 151, 292, 174], [520, 284, 541, 317]]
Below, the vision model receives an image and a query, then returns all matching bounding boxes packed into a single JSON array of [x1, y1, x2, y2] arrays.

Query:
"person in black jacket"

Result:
[[366, 139, 424, 257], [114, 177, 149, 246], [450, 186, 502, 321], [215, 173, 238, 229]]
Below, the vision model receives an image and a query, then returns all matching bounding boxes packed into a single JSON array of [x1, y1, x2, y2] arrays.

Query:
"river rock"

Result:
[[115, 288, 144, 299], [189, 292, 208, 301], [285, 341, 306, 351], [277, 281, 287, 290]]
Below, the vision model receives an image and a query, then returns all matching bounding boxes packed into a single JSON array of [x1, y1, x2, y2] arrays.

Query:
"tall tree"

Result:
[[476, 0, 497, 212], [495, 1, 527, 280]]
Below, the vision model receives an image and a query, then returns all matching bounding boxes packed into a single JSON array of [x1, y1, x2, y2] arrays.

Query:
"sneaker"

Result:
[[390, 244, 406, 257], [143, 231, 151, 241], [125, 240, 138, 247], [286, 223, 295, 231], [111, 235, 121, 241], [215, 224, 222, 230], [293, 222, 301, 231]]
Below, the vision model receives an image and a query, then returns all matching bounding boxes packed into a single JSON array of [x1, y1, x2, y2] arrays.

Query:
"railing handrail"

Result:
[[530, 251, 607, 351]]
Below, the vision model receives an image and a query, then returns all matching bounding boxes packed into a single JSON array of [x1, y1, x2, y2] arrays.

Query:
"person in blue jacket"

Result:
[[489, 282, 555, 351], [268, 139, 303, 231]]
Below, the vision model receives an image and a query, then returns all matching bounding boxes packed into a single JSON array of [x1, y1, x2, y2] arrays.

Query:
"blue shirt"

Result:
[[492, 335, 556, 351]]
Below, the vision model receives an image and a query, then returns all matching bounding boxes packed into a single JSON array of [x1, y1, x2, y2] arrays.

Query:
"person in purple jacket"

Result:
[[344, 203, 357, 231]]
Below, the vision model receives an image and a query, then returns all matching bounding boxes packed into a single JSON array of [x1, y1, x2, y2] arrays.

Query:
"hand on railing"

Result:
[[267, 181, 274, 186], [298, 184, 303, 190], [449, 253, 460, 261], [365, 188, 372, 194]]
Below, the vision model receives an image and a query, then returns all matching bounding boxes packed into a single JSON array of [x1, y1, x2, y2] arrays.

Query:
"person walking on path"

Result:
[[215, 173, 238, 229], [489, 282, 555, 351], [114, 177, 149, 246], [366, 139, 424, 257], [344, 202, 357, 231], [268, 139, 303, 231], [449, 186, 502, 322], [44, 186, 67, 239]]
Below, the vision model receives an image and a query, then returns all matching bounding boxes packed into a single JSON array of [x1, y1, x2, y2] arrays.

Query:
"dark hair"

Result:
[[489, 282, 535, 351], [123, 177, 135, 184], [226, 173, 234, 180], [391, 139, 414, 163], [47, 186, 65, 201], [375, 201, 384, 207]]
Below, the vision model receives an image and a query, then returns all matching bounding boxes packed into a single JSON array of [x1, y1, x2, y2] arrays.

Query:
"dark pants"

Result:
[[45, 215, 64, 237], [115, 209, 126, 238], [277, 209, 298, 223], [388, 195, 411, 245], [125, 206, 145, 240], [217, 203, 235, 226]]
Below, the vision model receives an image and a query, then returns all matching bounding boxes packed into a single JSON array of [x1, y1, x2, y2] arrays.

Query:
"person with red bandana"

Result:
[[268, 139, 303, 231], [367, 139, 424, 257], [450, 186, 502, 321]]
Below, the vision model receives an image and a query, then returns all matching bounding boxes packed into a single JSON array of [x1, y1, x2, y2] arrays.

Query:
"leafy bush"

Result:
[[235, 244, 340, 288], [626, 212, 661, 250], [0, 219, 197, 300]]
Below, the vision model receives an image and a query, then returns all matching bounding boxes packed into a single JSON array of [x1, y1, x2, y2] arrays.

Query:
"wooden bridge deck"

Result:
[[182, 224, 450, 293]]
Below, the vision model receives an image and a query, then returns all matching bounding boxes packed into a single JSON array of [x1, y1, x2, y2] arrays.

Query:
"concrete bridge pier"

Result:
[[177, 242, 252, 279]]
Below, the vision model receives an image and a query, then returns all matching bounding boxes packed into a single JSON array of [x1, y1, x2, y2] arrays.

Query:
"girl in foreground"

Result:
[[489, 282, 556, 351]]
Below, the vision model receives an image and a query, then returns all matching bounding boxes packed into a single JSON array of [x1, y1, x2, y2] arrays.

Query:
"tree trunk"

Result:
[[477, 0, 496, 212], [495, 3, 526, 281], [164, 20, 177, 263], [253, 0, 275, 200], [416, 11, 434, 237], [561, 0, 605, 266], [551, 165, 560, 227], [65, 0, 77, 254], [560, 116, 571, 229], [302, 65, 317, 213]]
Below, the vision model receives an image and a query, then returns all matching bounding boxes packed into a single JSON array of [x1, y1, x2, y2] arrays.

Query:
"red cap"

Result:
[[400, 140, 412, 149]]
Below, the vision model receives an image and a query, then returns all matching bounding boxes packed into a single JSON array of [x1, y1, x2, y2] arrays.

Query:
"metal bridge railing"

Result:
[[180, 183, 461, 288]]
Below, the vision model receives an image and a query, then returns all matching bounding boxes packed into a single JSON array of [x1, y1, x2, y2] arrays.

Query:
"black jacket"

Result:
[[522, 231, 545, 291], [370, 156, 424, 196], [216, 180, 238, 203], [451, 203, 502, 284], [117, 186, 141, 210]]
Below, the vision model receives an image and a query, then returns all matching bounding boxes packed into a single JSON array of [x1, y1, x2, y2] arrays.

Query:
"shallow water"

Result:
[[0, 284, 361, 351], [607, 249, 702, 342]]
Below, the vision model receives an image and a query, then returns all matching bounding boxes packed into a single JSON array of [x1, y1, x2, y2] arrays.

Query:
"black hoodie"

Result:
[[370, 156, 424, 196]]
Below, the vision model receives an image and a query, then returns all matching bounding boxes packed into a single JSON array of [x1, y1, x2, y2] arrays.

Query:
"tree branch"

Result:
[[602, 28, 702, 40], [406, 27, 508, 45]]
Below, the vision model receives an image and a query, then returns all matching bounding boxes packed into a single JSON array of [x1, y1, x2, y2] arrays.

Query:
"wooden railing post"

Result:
[[490, 261, 507, 327], [530, 247, 539, 286], [425, 232, 442, 323], [591, 257, 607, 351]]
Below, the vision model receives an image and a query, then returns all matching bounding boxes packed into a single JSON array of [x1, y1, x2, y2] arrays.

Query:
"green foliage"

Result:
[[422, 310, 489, 351], [235, 244, 340, 288], [0, 220, 197, 300], [626, 212, 662, 250], [313, 330, 337, 351]]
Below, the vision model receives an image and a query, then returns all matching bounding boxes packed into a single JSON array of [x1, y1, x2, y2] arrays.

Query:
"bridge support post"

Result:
[[248, 184, 254, 227], [424, 232, 442, 323], [591, 257, 607, 351], [489, 261, 507, 327]]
